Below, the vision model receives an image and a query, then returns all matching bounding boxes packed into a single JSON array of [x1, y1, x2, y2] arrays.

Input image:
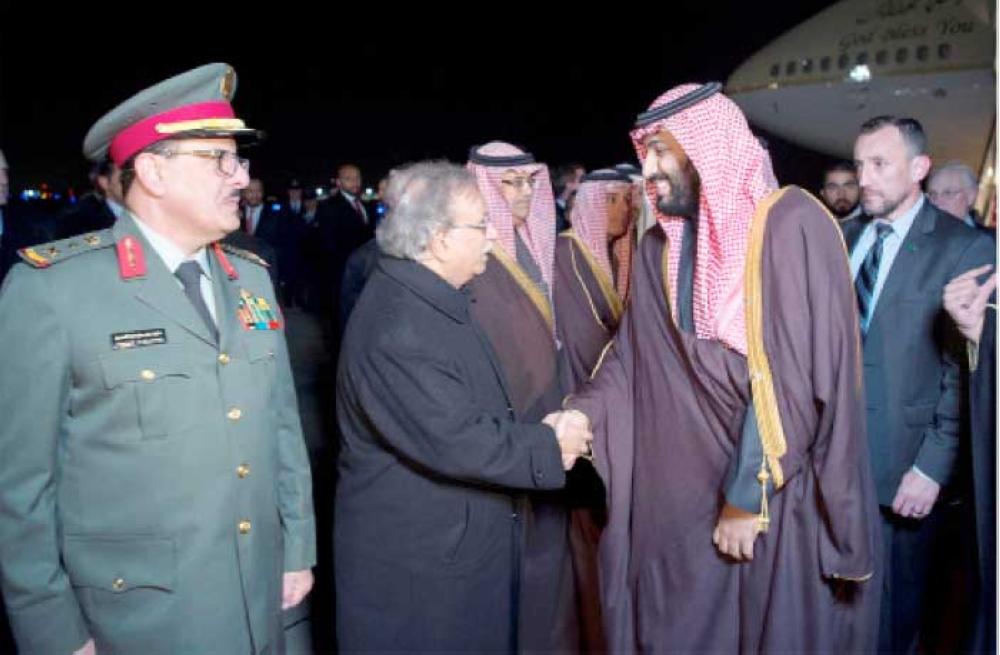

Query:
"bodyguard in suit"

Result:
[[241, 177, 283, 246], [316, 164, 373, 331], [0, 63, 316, 655], [845, 115, 995, 652]]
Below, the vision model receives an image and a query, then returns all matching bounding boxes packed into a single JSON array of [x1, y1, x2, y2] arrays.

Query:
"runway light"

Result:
[[849, 64, 871, 83]]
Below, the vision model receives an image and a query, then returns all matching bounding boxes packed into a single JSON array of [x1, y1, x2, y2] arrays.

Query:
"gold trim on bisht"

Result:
[[661, 235, 676, 325], [744, 187, 794, 531], [490, 247, 555, 333], [561, 231, 624, 329]]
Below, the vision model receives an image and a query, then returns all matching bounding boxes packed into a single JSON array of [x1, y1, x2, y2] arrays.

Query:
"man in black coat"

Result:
[[316, 164, 373, 329], [334, 161, 592, 652], [844, 116, 995, 652]]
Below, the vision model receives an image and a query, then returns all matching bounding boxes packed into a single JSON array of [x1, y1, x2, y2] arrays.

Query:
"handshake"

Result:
[[542, 409, 594, 470]]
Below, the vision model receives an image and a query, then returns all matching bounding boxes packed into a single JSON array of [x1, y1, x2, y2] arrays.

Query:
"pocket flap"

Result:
[[902, 401, 936, 427], [99, 345, 192, 388], [244, 335, 276, 363], [63, 535, 175, 592]]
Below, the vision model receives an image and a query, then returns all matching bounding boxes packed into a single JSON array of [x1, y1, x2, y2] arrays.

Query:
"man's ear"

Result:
[[133, 152, 168, 198], [911, 154, 931, 185]]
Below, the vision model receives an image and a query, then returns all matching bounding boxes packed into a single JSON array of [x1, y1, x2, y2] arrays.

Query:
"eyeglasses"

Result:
[[928, 188, 971, 201], [500, 176, 538, 191], [161, 149, 250, 177], [450, 220, 490, 232]]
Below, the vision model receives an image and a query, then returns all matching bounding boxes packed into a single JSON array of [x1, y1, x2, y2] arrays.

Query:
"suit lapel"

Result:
[[866, 201, 936, 335], [843, 218, 867, 255]]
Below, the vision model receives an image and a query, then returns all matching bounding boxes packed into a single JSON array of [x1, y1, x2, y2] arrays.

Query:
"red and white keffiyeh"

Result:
[[630, 84, 778, 355], [570, 176, 634, 299], [467, 142, 557, 290]]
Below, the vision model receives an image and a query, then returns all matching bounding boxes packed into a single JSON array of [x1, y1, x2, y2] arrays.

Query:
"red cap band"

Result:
[[109, 101, 237, 166]]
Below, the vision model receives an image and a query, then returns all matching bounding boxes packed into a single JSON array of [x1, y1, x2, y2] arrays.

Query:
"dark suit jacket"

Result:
[[243, 205, 283, 247], [334, 256, 564, 652], [317, 192, 372, 260], [338, 238, 379, 329], [842, 199, 995, 505]]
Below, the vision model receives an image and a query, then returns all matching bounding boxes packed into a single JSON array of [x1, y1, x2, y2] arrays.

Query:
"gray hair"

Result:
[[376, 161, 478, 260], [929, 161, 977, 190]]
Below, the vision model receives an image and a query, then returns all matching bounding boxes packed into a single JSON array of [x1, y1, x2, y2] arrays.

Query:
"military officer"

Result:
[[0, 63, 316, 654]]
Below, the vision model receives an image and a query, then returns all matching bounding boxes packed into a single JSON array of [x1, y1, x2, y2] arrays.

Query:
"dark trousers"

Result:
[[879, 505, 943, 653]]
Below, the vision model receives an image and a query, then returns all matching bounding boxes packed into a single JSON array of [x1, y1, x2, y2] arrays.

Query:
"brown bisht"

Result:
[[570, 187, 881, 652], [467, 140, 579, 652], [469, 248, 578, 652], [553, 231, 627, 652]]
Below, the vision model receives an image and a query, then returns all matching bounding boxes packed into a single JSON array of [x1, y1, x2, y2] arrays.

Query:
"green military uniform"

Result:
[[0, 217, 315, 653], [0, 63, 315, 654]]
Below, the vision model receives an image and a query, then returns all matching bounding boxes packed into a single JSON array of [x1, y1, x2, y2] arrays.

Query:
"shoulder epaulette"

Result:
[[17, 230, 114, 268], [218, 242, 270, 268]]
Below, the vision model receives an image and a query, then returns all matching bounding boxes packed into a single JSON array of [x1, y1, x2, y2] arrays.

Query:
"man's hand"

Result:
[[712, 503, 761, 561], [282, 569, 314, 610], [543, 410, 593, 470], [73, 638, 96, 655], [943, 265, 995, 344], [892, 470, 940, 519]]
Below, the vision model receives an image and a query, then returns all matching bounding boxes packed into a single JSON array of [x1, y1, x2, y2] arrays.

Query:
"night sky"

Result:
[[2, 4, 839, 196]]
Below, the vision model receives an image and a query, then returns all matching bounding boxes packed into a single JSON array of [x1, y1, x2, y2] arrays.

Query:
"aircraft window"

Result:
[[875, 50, 888, 65], [916, 45, 929, 61], [895, 47, 909, 64], [770, 63, 780, 77], [786, 60, 797, 75], [938, 43, 951, 59], [820, 56, 831, 71], [838, 53, 850, 69], [802, 58, 814, 73], [856, 51, 869, 65]]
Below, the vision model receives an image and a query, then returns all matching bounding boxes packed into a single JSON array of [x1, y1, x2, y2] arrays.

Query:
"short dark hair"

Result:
[[336, 163, 360, 178], [822, 160, 856, 180], [552, 163, 584, 195], [859, 115, 928, 157], [119, 140, 174, 198]]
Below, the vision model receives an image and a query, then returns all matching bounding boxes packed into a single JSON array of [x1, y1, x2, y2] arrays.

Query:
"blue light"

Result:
[[271, 203, 282, 212]]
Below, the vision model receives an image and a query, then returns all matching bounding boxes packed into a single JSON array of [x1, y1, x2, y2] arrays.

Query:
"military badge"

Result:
[[237, 289, 281, 330]]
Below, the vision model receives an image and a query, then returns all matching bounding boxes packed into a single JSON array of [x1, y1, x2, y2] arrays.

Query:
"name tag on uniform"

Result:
[[237, 289, 282, 330], [111, 328, 167, 350]]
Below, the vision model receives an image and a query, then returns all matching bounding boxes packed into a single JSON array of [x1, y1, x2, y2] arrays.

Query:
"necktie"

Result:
[[175, 261, 218, 342], [855, 223, 893, 336], [353, 198, 367, 224], [245, 208, 255, 234]]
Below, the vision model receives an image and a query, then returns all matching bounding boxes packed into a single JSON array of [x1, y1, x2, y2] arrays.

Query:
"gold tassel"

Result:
[[757, 462, 771, 533]]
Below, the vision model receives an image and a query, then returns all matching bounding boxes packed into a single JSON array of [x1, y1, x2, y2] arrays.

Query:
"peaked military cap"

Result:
[[83, 63, 263, 165]]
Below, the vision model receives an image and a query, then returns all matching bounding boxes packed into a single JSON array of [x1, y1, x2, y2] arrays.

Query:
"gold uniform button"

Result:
[[227, 408, 242, 421], [218, 353, 231, 365], [237, 463, 251, 478], [238, 520, 252, 535], [112, 577, 126, 592], [140, 369, 156, 381]]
